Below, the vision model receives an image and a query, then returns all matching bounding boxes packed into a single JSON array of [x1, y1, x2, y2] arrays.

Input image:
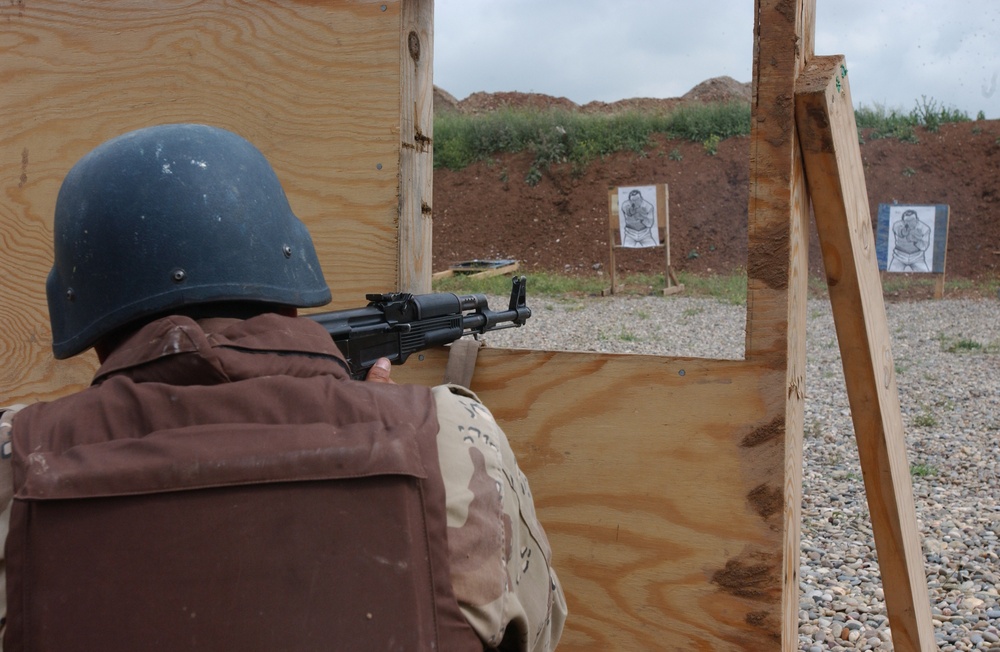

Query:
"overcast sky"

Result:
[[434, 1, 1000, 119]]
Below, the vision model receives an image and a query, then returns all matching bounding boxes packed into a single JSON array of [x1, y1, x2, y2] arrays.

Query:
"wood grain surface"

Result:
[[398, 0, 435, 293], [796, 55, 937, 652], [2, 3, 822, 649], [397, 348, 793, 650], [745, 1, 815, 647], [1, 0, 405, 401]]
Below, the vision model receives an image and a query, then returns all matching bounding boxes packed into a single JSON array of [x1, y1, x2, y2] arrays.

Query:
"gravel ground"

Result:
[[481, 294, 1000, 651]]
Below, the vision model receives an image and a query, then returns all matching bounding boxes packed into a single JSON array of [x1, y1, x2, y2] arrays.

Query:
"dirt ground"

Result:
[[432, 80, 1000, 291]]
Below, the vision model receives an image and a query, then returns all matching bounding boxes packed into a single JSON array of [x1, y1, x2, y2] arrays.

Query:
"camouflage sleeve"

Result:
[[0, 405, 25, 643], [431, 385, 567, 652]]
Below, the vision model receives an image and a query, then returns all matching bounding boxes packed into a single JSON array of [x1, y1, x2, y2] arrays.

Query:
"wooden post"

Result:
[[658, 184, 684, 295], [933, 207, 950, 299], [398, 0, 434, 293], [933, 273, 946, 300], [606, 190, 620, 294], [796, 55, 937, 652], [746, 1, 815, 645]]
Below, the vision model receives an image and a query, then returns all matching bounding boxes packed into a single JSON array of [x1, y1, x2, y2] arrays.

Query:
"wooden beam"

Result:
[[465, 262, 519, 279], [747, 1, 815, 648], [607, 190, 619, 293], [795, 55, 936, 652], [398, 0, 434, 293], [746, 0, 815, 361]]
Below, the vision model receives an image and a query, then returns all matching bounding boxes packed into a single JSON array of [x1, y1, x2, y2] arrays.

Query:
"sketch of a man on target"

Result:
[[887, 207, 933, 272], [618, 187, 659, 248]]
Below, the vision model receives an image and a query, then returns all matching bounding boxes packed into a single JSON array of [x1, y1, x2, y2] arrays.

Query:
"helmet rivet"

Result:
[[66, 288, 76, 302], [282, 245, 293, 258], [171, 268, 187, 283]]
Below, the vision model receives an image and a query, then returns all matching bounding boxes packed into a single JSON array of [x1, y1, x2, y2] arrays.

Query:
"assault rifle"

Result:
[[308, 276, 530, 380]]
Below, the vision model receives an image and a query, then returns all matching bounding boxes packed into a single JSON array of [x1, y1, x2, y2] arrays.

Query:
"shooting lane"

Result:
[[0, 1, 934, 650], [402, 1, 935, 650]]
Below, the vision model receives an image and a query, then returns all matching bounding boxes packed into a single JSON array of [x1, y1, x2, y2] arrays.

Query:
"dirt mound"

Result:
[[432, 87, 1000, 285], [681, 76, 752, 104], [433, 86, 461, 114], [579, 97, 682, 115], [439, 76, 751, 116], [456, 91, 579, 114]]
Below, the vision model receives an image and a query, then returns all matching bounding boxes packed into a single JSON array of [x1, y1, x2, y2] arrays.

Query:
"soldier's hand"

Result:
[[365, 357, 395, 384]]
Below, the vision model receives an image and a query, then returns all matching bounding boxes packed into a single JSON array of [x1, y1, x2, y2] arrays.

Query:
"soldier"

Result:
[[0, 124, 565, 651]]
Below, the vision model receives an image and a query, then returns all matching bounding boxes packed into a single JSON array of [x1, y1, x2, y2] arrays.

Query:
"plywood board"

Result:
[[396, 349, 792, 650], [0, 0, 408, 401]]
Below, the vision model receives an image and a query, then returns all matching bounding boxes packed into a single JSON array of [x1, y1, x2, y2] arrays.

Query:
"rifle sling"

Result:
[[443, 338, 483, 389]]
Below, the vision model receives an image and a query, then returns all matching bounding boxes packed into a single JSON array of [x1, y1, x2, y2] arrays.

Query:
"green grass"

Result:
[[910, 463, 938, 478], [434, 96, 974, 180], [676, 271, 747, 305], [434, 270, 1000, 307], [432, 271, 607, 296], [434, 101, 751, 175], [432, 269, 749, 304], [617, 329, 639, 342], [877, 274, 1000, 299], [945, 338, 983, 353], [702, 133, 721, 156], [934, 331, 988, 354], [855, 96, 971, 142]]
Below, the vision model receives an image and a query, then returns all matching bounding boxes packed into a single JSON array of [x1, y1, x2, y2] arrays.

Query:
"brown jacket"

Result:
[[6, 314, 483, 651], [2, 314, 565, 651]]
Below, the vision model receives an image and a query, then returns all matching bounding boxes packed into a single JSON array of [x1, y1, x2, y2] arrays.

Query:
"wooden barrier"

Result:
[[398, 348, 791, 649], [1, 0, 430, 402], [1, 1, 933, 650]]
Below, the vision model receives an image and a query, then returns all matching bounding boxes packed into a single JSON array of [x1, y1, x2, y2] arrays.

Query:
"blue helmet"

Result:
[[47, 124, 331, 359]]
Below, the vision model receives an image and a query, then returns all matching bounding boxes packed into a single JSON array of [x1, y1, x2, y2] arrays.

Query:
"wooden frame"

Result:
[[1, 1, 934, 650], [605, 185, 683, 295]]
